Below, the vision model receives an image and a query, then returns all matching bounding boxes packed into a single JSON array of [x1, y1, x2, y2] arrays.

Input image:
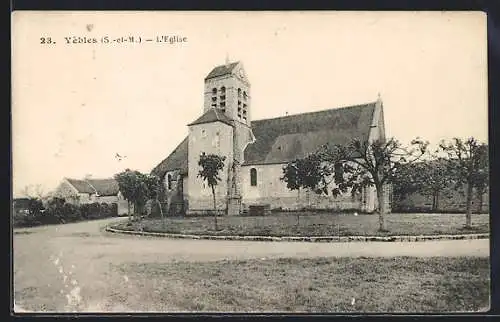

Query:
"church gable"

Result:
[[243, 102, 376, 165]]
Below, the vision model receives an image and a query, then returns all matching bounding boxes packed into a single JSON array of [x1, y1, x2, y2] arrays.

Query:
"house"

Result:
[[151, 61, 389, 215], [53, 178, 132, 215]]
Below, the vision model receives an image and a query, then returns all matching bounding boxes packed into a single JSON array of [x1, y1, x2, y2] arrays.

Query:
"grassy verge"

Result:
[[111, 212, 489, 237], [109, 256, 489, 312]]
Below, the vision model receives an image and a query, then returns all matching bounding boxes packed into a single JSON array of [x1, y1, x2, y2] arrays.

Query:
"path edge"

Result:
[[105, 225, 489, 243]]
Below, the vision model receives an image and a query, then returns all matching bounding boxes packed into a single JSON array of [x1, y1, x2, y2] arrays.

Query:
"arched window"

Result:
[[167, 174, 172, 190], [250, 168, 257, 186]]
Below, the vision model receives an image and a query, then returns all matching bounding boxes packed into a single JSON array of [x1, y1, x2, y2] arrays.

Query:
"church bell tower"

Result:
[[203, 60, 251, 126]]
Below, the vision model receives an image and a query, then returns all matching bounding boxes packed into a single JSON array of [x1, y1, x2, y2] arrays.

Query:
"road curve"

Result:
[[13, 218, 489, 312]]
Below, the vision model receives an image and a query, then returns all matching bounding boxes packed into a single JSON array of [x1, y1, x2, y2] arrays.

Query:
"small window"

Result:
[[220, 102, 226, 108], [250, 168, 257, 186], [243, 91, 247, 101], [211, 103, 217, 108], [167, 174, 172, 190], [220, 95, 226, 101], [201, 129, 207, 138], [220, 86, 226, 94], [238, 88, 241, 97], [238, 100, 241, 105], [211, 97, 217, 102], [212, 88, 217, 95]]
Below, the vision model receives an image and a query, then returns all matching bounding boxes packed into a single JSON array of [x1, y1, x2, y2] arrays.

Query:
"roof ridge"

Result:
[[251, 101, 377, 123], [84, 179, 99, 196]]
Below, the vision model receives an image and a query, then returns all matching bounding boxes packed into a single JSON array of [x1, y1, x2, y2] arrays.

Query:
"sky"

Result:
[[12, 11, 488, 197]]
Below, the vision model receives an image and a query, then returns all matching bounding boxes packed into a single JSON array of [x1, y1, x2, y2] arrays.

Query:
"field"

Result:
[[108, 256, 490, 312], [112, 212, 490, 237]]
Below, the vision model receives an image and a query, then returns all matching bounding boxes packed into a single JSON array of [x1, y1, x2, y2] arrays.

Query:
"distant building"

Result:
[[53, 178, 132, 215], [152, 61, 389, 215]]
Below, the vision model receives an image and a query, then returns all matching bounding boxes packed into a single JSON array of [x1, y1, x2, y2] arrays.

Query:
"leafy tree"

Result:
[[439, 137, 488, 228], [197, 152, 226, 230], [20, 184, 45, 199], [282, 138, 428, 231], [393, 158, 453, 211], [114, 169, 151, 221]]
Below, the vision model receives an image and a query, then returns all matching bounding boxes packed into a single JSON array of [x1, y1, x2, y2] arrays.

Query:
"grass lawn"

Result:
[[112, 212, 489, 237], [109, 256, 490, 312]]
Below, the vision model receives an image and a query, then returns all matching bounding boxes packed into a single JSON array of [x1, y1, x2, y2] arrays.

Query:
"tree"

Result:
[[114, 169, 151, 221], [392, 159, 453, 211], [282, 137, 428, 231], [20, 184, 46, 200], [439, 137, 488, 228], [281, 153, 330, 225], [197, 152, 226, 230]]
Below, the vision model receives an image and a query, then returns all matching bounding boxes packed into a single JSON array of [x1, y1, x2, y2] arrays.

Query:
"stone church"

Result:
[[151, 61, 389, 215]]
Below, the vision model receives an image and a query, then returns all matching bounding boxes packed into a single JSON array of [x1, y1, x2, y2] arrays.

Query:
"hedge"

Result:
[[13, 197, 119, 228]]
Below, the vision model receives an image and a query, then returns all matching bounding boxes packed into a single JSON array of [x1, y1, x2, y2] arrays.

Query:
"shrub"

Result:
[[110, 203, 118, 217], [13, 197, 121, 228]]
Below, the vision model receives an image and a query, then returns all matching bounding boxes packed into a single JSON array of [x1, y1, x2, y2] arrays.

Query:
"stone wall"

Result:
[[393, 186, 489, 213], [186, 121, 234, 215], [240, 163, 381, 212]]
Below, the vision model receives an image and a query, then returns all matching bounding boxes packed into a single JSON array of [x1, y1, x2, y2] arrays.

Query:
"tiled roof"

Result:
[[205, 62, 239, 80], [243, 102, 376, 165], [86, 179, 120, 196], [66, 179, 94, 194], [150, 136, 189, 178], [151, 102, 377, 175], [188, 108, 234, 127], [66, 178, 120, 196]]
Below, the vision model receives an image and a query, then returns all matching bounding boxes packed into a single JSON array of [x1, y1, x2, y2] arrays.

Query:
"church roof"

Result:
[[151, 102, 377, 176], [243, 102, 377, 165], [188, 108, 234, 127], [151, 136, 189, 178], [205, 62, 239, 80]]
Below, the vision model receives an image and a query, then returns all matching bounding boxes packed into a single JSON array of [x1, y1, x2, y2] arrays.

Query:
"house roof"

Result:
[[205, 62, 239, 80], [66, 179, 95, 194], [66, 178, 120, 196], [188, 108, 234, 127], [243, 102, 377, 165], [86, 179, 120, 196], [151, 102, 377, 175], [150, 136, 189, 178]]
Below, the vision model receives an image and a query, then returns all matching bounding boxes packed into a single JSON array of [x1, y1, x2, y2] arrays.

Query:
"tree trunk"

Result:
[[435, 190, 440, 212], [431, 191, 439, 212], [477, 190, 484, 214], [376, 185, 387, 231], [157, 198, 165, 227], [127, 201, 132, 221], [212, 185, 218, 231], [465, 183, 473, 228]]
